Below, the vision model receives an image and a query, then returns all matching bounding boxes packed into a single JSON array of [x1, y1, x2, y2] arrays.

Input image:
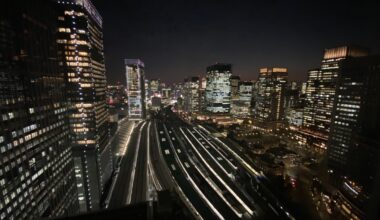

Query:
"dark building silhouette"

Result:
[[0, 1, 78, 219], [328, 55, 380, 220]]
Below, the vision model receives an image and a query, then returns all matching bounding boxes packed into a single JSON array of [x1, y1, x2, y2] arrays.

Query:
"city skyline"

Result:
[[1, 1, 379, 220], [92, 0, 380, 84]]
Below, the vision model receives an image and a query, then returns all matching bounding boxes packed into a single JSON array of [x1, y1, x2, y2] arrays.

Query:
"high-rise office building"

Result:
[[302, 69, 321, 132], [56, 0, 111, 212], [161, 87, 172, 106], [327, 55, 380, 220], [144, 79, 150, 107], [254, 68, 288, 122], [302, 46, 368, 142], [205, 64, 232, 113], [149, 79, 160, 97], [198, 76, 207, 112], [283, 82, 300, 110], [184, 77, 200, 113], [172, 82, 184, 101], [0, 1, 78, 219], [162, 88, 171, 99], [125, 59, 146, 119], [230, 75, 241, 101], [231, 82, 253, 117], [151, 96, 162, 111]]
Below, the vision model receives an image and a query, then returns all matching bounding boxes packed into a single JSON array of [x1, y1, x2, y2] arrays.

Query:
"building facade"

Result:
[[161, 87, 172, 105], [302, 46, 368, 143], [205, 64, 232, 113], [198, 76, 207, 112], [230, 75, 241, 101], [144, 79, 150, 109], [253, 67, 288, 122], [0, 1, 78, 219], [327, 55, 380, 220], [184, 77, 200, 113], [125, 59, 146, 119], [56, 0, 111, 212], [151, 97, 162, 111], [285, 108, 303, 127], [231, 82, 253, 117], [149, 79, 160, 97]]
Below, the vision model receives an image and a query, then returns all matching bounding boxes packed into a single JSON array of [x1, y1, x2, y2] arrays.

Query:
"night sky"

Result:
[[92, 0, 380, 84]]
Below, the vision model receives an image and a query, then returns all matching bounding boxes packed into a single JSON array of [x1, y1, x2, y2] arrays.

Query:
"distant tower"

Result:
[[205, 63, 232, 113], [125, 59, 146, 119], [184, 77, 200, 113], [231, 81, 253, 117], [230, 75, 241, 101], [254, 67, 288, 122]]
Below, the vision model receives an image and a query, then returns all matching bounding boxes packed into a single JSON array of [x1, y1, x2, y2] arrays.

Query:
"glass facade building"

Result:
[[230, 75, 241, 101], [149, 79, 160, 97], [184, 77, 200, 113], [302, 69, 322, 131], [327, 55, 380, 220], [198, 76, 207, 112], [205, 64, 232, 113], [253, 68, 288, 122], [302, 46, 368, 142], [56, 0, 111, 212], [231, 82, 253, 117], [0, 1, 78, 219], [125, 59, 146, 119]]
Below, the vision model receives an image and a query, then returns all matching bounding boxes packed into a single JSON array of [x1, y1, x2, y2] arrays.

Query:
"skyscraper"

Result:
[[205, 64, 232, 113], [184, 77, 200, 113], [327, 55, 380, 220], [302, 69, 321, 131], [198, 76, 207, 112], [302, 46, 368, 143], [231, 82, 253, 117], [144, 79, 150, 108], [125, 59, 146, 119], [56, 0, 112, 212], [149, 79, 160, 97], [254, 67, 288, 123], [161, 87, 172, 105], [230, 75, 241, 101], [0, 1, 78, 219]]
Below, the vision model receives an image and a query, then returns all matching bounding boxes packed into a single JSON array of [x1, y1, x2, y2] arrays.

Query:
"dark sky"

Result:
[[92, 0, 380, 84]]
